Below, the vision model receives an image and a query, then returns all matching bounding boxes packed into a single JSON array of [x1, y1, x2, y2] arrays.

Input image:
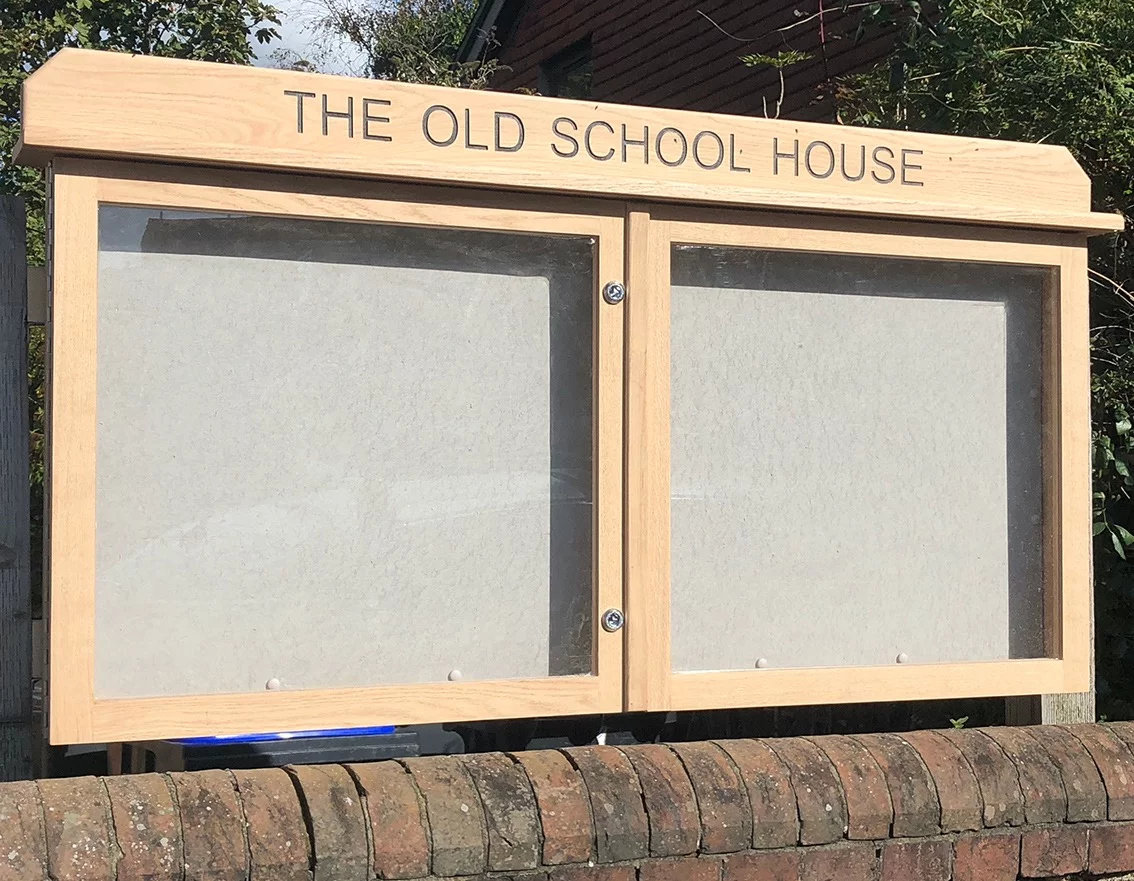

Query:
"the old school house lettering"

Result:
[[283, 89, 926, 186]]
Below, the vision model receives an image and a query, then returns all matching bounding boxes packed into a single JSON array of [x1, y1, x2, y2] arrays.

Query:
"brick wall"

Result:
[[7, 723, 1134, 880], [487, 0, 897, 121]]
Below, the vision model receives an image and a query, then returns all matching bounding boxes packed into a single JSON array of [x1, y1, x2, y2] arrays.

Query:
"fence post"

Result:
[[0, 195, 32, 780]]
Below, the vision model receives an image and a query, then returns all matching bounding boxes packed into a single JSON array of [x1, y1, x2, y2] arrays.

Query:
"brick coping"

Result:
[[5, 723, 1134, 880]]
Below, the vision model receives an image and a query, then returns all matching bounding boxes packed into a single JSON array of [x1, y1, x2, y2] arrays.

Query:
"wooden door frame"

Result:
[[48, 158, 626, 743], [46, 157, 1093, 741], [623, 203, 1091, 712]]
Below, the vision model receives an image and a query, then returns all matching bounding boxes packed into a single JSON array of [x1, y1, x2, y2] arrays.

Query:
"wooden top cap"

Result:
[[17, 48, 1124, 233]]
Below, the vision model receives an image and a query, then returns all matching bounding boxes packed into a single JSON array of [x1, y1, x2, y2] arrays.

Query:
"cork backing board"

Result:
[[669, 247, 1045, 672], [94, 207, 594, 699]]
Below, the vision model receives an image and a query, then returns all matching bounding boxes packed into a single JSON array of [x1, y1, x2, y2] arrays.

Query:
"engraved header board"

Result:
[[17, 49, 1121, 233], [22, 50, 1106, 743]]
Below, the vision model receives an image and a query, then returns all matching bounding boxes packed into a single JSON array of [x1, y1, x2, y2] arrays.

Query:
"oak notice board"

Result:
[[18, 49, 1121, 742]]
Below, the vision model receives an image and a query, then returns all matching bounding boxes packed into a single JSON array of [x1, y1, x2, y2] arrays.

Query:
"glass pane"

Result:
[[670, 245, 1046, 672], [94, 205, 594, 698]]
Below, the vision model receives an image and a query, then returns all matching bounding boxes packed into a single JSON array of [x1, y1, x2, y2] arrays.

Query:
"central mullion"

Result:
[[624, 207, 673, 710], [593, 213, 627, 711]]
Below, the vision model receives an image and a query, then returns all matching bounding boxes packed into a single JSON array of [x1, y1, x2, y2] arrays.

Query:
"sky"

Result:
[[252, 0, 368, 74]]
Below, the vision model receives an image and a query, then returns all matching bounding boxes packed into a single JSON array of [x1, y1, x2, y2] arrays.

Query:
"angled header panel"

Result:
[[19, 49, 1121, 233]]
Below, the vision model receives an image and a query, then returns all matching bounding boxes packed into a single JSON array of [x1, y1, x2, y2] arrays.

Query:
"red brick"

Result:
[[346, 761, 429, 879], [880, 840, 950, 881], [715, 740, 798, 848], [563, 746, 648, 862], [492, 0, 896, 122], [621, 744, 700, 856], [38, 776, 115, 881], [461, 753, 540, 871], [104, 774, 181, 881], [938, 728, 1025, 827], [899, 730, 981, 833], [721, 851, 800, 881], [952, 831, 1020, 881], [1026, 725, 1106, 822], [0, 780, 47, 881], [639, 856, 721, 881], [670, 742, 751, 854], [799, 842, 879, 881], [169, 769, 247, 881], [1063, 724, 1134, 820], [1089, 822, 1134, 875], [979, 728, 1066, 824], [808, 735, 891, 839], [287, 764, 368, 881], [548, 867, 635, 881], [403, 755, 486, 877], [512, 749, 593, 865], [1107, 720, 1134, 753], [765, 738, 847, 845], [854, 733, 939, 837], [231, 768, 311, 881], [1019, 826, 1088, 878]]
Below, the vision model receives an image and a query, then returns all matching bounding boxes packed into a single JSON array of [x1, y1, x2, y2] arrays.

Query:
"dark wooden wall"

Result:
[[487, 0, 897, 120], [0, 196, 32, 781]]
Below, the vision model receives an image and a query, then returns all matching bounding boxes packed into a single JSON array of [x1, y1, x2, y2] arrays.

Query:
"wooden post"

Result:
[[1006, 502, 1096, 726], [1006, 691, 1094, 725], [0, 196, 32, 780]]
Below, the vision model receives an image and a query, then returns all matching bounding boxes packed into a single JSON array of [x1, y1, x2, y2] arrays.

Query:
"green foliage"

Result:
[[839, 0, 1134, 718], [26, 324, 44, 614], [740, 49, 813, 118], [1, 0, 281, 250], [1, 0, 280, 612], [314, 0, 499, 87], [950, 716, 969, 729], [740, 49, 812, 70]]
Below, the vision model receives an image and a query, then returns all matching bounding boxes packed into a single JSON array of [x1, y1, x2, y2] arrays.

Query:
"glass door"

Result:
[[49, 160, 625, 742], [624, 206, 1089, 712]]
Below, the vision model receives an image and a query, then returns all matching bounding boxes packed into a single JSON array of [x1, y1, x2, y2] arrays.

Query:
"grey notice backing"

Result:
[[669, 246, 1045, 672], [94, 208, 594, 698]]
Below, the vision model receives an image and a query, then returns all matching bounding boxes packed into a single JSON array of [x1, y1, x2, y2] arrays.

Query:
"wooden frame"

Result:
[[22, 49, 1115, 744], [48, 158, 626, 743], [17, 50, 1124, 235], [624, 205, 1092, 711]]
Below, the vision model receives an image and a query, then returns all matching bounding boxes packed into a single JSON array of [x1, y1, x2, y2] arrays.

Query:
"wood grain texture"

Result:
[[0, 196, 32, 780], [624, 207, 670, 710], [47, 170, 99, 746], [44, 154, 1095, 738], [17, 49, 1122, 234], [1041, 690, 1095, 723], [1056, 243, 1093, 694], [1000, 252, 1097, 727], [47, 161, 626, 744], [0, 725, 33, 780], [77, 676, 612, 743], [627, 213, 1092, 712], [1006, 250, 1096, 724], [667, 659, 1068, 710], [1005, 691, 1095, 725], [594, 211, 627, 709]]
